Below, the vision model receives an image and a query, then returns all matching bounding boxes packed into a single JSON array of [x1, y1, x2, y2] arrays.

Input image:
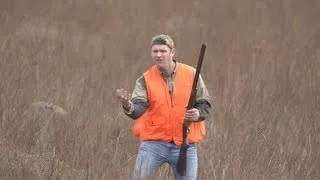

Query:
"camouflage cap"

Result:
[[151, 34, 174, 49]]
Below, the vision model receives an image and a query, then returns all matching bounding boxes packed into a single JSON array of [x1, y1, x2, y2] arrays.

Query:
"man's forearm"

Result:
[[124, 98, 149, 120], [195, 99, 212, 121]]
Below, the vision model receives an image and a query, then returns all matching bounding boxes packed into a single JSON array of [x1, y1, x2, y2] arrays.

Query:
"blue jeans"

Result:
[[132, 140, 198, 180]]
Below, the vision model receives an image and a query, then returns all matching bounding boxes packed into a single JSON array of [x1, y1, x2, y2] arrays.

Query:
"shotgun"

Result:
[[177, 43, 206, 176]]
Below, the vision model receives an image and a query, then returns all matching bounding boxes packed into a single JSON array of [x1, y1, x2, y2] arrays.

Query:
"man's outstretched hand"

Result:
[[116, 88, 132, 111]]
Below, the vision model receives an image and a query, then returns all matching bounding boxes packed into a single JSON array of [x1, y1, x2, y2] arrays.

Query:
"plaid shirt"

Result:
[[124, 60, 212, 121]]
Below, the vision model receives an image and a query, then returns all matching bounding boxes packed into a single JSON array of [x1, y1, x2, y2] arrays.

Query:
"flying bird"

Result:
[[31, 101, 68, 115]]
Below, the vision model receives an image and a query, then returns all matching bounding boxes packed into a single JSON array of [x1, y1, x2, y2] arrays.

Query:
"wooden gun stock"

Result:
[[177, 44, 206, 176]]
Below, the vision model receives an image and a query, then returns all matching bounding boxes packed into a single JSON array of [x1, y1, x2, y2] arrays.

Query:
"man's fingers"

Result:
[[116, 88, 126, 95], [116, 88, 123, 95], [185, 113, 194, 118], [185, 108, 199, 121], [126, 93, 131, 100], [116, 90, 122, 98], [186, 109, 197, 113]]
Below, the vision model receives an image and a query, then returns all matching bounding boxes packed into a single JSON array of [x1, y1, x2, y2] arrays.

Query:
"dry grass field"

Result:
[[0, 0, 319, 179]]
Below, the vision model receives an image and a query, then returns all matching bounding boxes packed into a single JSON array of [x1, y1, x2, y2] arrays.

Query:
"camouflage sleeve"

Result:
[[123, 75, 149, 120], [195, 74, 212, 121], [192, 67, 212, 121]]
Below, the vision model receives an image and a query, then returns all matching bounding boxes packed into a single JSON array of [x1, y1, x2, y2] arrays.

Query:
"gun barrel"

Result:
[[177, 43, 206, 176]]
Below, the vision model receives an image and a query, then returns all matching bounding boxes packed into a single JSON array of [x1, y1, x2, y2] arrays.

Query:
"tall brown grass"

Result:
[[0, 0, 319, 179]]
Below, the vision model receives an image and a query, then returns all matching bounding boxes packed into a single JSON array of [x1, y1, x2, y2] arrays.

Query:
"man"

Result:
[[116, 34, 211, 180]]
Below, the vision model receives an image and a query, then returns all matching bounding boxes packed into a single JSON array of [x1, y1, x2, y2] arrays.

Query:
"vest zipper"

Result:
[[170, 91, 173, 108], [166, 77, 173, 109]]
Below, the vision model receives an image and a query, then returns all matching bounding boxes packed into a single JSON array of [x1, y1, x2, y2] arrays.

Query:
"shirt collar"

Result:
[[159, 59, 177, 77]]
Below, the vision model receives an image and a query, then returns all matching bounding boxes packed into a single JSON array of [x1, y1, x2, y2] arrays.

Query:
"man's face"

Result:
[[151, 44, 175, 70]]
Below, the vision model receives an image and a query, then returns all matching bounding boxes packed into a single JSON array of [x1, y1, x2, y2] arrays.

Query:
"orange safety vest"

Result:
[[133, 62, 206, 146]]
